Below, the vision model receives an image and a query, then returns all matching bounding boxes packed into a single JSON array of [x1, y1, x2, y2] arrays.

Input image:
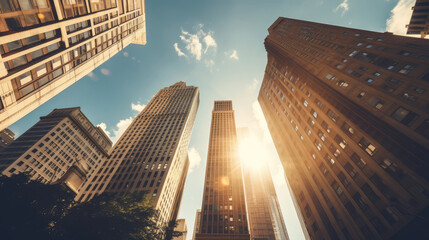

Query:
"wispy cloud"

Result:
[[100, 68, 110, 75], [87, 71, 97, 80], [229, 50, 239, 60], [174, 24, 217, 68], [174, 43, 186, 57], [334, 0, 349, 16], [188, 147, 202, 173], [386, 0, 415, 36]]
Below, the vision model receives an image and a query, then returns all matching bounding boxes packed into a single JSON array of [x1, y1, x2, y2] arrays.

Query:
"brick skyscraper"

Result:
[[258, 18, 429, 239], [76, 82, 199, 228], [195, 101, 250, 240], [0, 0, 146, 131]]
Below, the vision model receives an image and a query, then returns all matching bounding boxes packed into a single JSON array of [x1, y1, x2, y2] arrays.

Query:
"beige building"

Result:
[[195, 101, 250, 240], [76, 82, 199, 229], [0, 0, 147, 131], [192, 209, 202, 240], [407, 0, 429, 38], [259, 17, 429, 239], [0, 128, 15, 150], [0, 107, 112, 193], [173, 219, 188, 240]]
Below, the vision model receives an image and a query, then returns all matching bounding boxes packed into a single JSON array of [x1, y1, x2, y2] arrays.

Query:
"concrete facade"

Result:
[[259, 17, 429, 239], [76, 82, 199, 229], [407, 0, 429, 38], [0, 107, 112, 193], [0, 0, 146, 131]]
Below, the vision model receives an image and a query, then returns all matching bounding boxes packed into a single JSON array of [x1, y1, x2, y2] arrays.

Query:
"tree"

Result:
[[0, 173, 183, 240], [0, 173, 75, 240]]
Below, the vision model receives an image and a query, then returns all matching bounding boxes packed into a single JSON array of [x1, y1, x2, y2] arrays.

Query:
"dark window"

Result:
[[391, 107, 419, 126], [416, 119, 429, 139]]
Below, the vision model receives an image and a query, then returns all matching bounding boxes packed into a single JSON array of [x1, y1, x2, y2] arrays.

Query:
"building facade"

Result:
[[0, 107, 112, 193], [0, 0, 147, 131], [258, 18, 429, 239], [76, 82, 199, 228], [192, 209, 202, 240], [0, 128, 15, 150], [195, 101, 250, 240], [243, 162, 289, 240], [407, 0, 429, 38], [173, 219, 188, 240]]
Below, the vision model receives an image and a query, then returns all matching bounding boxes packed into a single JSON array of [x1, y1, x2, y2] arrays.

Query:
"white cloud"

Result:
[[334, 0, 349, 16], [386, 0, 415, 36], [180, 30, 203, 60], [131, 102, 146, 112], [97, 122, 111, 138], [203, 34, 217, 53], [174, 25, 217, 65], [174, 43, 186, 57], [123, 52, 129, 57], [100, 68, 110, 75], [188, 147, 202, 173], [204, 59, 215, 70], [248, 78, 258, 91], [111, 117, 133, 143], [229, 50, 239, 60]]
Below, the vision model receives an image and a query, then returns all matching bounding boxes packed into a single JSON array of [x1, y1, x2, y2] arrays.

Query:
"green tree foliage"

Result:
[[0, 173, 75, 240], [0, 174, 183, 240]]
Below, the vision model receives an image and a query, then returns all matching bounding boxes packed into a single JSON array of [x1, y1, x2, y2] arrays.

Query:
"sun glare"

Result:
[[239, 130, 268, 171]]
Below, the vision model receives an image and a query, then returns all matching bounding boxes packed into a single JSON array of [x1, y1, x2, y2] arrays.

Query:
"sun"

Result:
[[238, 129, 268, 171]]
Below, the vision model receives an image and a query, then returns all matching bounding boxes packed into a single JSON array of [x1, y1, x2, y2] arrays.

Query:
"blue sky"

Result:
[[9, 0, 416, 239]]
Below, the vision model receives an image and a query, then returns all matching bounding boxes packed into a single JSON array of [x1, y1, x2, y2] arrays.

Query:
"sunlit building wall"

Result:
[[237, 127, 288, 240], [407, 0, 429, 38], [195, 101, 250, 240], [76, 82, 199, 228], [0, 0, 147, 131], [0, 107, 112, 193], [173, 219, 188, 240], [259, 17, 429, 239], [192, 209, 202, 240]]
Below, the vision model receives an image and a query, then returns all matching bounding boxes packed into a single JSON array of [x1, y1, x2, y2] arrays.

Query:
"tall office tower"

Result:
[[258, 17, 429, 240], [0, 107, 112, 193], [407, 0, 429, 38], [195, 101, 250, 240], [0, 128, 15, 150], [173, 219, 188, 240], [236, 127, 288, 240], [192, 209, 202, 240], [0, 0, 147, 131], [76, 82, 199, 228]]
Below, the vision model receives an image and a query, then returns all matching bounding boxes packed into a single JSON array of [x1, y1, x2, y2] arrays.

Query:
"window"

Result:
[[321, 121, 331, 133], [391, 107, 419, 127], [358, 138, 376, 156], [398, 64, 415, 75], [351, 153, 367, 169], [325, 74, 335, 80], [366, 78, 374, 83], [341, 122, 355, 135], [344, 163, 358, 179], [357, 91, 366, 98], [373, 72, 381, 77], [337, 80, 349, 89], [416, 119, 429, 139], [331, 181, 343, 196], [368, 97, 384, 110], [380, 158, 403, 180], [327, 109, 339, 122], [334, 135, 347, 149]]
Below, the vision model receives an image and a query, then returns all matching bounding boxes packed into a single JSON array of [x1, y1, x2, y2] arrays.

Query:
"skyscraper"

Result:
[[0, 128, 15, 150], [195, 101, 250, 240], [192, 209, 202, 240], [76, 82, 199, 228], [258, 18, 429, 239], [0, 0, 147, 131], [407, 0, 429, 38], [173, 219, 188, 240], [0, 107, 112, 193], [238, 127, 288, 240]]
